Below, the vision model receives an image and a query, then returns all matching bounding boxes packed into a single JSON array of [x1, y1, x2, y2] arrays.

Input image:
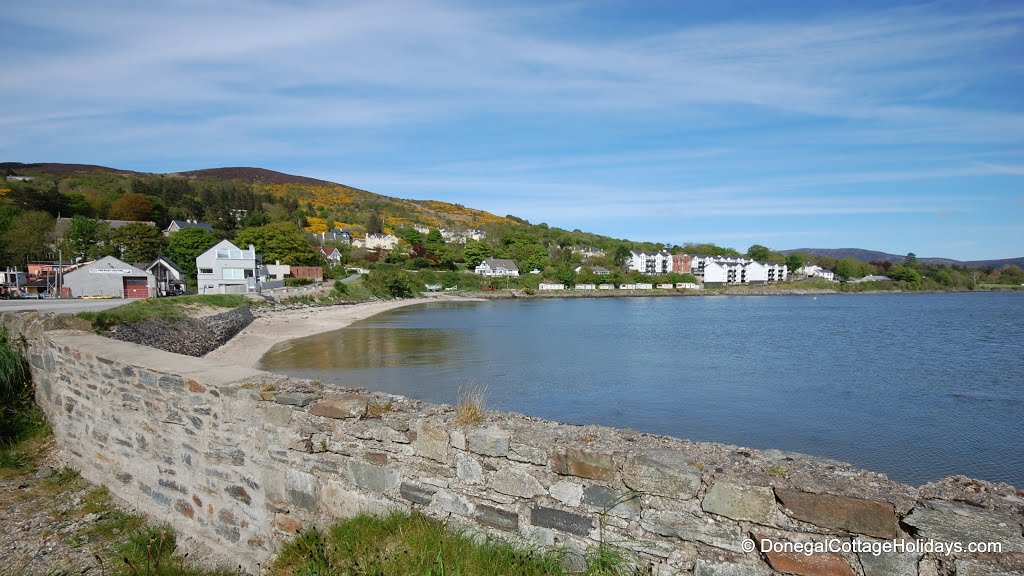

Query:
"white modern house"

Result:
[[692, 256, 787, 285], [475, 258, 519, 277], [196, 240, 263, 294], [575, 265, 611, 275], [627, 250, 672, 275]]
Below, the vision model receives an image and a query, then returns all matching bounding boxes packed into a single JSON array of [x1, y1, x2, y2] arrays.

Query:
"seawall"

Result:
[[2, 311, 1022, 575]]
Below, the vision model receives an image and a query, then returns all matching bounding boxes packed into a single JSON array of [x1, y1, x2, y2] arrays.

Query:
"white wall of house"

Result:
[[196, 240, 261, 294], [538, 283, 564, 290]]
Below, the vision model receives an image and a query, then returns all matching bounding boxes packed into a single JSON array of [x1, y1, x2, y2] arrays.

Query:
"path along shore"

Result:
[[204, 294, 476, 369]]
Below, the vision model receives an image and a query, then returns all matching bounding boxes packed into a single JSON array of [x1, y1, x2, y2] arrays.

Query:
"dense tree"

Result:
[[366, 211, 384, 235], [111, 223, 164, 263], [905, 252, 918, 268], [888, 264, 922, 286], [108, 193, 154, 221], [785, 253, 804, 273], [235, 222, 317, 265], [746, 244, 773, 262], [462, 240, 491, 268], [3, 211, 56, 265], [166, 227, 220, 282], [67, 216, 111, 260]]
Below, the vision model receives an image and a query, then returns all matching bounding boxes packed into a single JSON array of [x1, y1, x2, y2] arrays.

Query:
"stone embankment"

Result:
[[1, 310, 1022, 575], [104, 306, 254, 357]]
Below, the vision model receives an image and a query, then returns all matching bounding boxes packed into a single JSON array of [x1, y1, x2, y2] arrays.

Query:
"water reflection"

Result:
[[261, 327, 462, 370]]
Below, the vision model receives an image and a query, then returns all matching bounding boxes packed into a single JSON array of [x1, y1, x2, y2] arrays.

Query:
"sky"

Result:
[[2, 1, 1022, 260]]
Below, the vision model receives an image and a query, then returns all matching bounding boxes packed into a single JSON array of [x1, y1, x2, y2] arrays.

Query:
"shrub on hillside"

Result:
[[366, 265, 420, 299]]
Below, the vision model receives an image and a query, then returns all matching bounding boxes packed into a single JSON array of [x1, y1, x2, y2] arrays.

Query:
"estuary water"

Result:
[[259, 292, 1024, 487]]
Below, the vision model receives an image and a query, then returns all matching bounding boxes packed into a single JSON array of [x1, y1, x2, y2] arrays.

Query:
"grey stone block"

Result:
[[274, 392, 319, 407], [477, 503, 519, 531], [701, 481, 775, 525], [903, 500, 1024, 553], [400, 482, 436, 505], [640, 510, 743, 553], [347, 460, 401, 493], [467, 427, 511, 457], [530, 506, 593, 536]]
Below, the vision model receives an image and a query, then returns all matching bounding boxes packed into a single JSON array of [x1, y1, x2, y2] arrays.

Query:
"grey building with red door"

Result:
[[61, 256, 157, 299]]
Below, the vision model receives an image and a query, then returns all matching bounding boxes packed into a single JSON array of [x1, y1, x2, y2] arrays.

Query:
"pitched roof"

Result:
[[168, 220, 214, 232], [146, 256, 185, 274], [481, 258, 518, 270]]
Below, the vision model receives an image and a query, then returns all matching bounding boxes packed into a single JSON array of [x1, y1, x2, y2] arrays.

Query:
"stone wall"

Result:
[[2, 311, 1022, 575]]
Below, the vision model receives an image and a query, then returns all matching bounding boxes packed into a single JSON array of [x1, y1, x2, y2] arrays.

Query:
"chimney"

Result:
[[249, 244, 256, 253]]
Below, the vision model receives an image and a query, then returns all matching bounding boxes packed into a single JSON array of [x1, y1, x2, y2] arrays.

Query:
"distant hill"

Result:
[[173, 167, 337, 187], [781, 248, 1024, 269], [1, 162, 144, 177]]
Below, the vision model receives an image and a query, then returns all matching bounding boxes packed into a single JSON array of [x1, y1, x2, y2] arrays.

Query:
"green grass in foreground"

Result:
[[77, 294, 249, 330], [274, 512, 569, 576]]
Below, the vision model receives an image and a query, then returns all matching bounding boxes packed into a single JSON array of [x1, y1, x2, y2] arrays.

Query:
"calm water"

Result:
[[260, 293, 1024, 487]]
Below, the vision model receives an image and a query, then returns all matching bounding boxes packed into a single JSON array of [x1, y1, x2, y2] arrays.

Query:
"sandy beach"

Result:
[[205, 295, 472, 369]]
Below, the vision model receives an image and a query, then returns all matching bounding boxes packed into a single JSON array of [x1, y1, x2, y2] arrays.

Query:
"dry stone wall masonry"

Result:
[[3, 311, 1023, 576]]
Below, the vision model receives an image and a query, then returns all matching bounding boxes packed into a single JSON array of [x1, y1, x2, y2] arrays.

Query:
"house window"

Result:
[[199, 268, 213, 275], [244, 269, 254, 278], [223, 268, 245, 280]]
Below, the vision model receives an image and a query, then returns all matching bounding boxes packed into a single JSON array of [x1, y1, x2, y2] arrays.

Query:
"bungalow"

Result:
[[627, 250, 672, 275], [196, 240, 264, 294], [538, 283, 564, 291], [575, 265, 611, 275], [475, 258, 519, 277], [145, 256, 186, 296], [163, 219, 214, 236], [62, 256, 156, 299]]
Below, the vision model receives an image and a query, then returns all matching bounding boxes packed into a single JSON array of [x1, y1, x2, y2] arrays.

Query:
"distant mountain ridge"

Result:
[[780, 248, 1024, 269]]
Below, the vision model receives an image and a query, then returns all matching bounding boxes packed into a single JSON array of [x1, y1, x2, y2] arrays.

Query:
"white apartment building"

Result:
[[692, 256, 787, 285], [354, 233, 399, 250], [627, 250, 672, 275]]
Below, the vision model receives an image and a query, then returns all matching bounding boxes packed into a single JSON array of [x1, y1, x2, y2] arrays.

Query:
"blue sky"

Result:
[[2, 1, 1022, 260]]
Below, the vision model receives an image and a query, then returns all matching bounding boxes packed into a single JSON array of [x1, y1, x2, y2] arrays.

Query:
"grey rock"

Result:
[[35, 467, 55, 479], [274, 392, 319, 407], [956, 558, 1024, 576], [347, 460, 401, 493], [476, 503, 519, 531], [455, 452, 483, 484], [857, 547, 919, 576], [467, 427, 511, 457], [640, 510, 744, 553], [694, 558, 774, 576], [903, 500, 1024, 553], [508, 442, 548, 465], [400, 482, 436, 505], [701, 481, 775, 525], [583, 484, 641, 519], [413, 421, 450, 463], [622, 450, 700, 499], [490, 467, 545, 498], [530, 506, 593, 536], [549, 480, 583, 506], [435, 489, 474, 517]]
